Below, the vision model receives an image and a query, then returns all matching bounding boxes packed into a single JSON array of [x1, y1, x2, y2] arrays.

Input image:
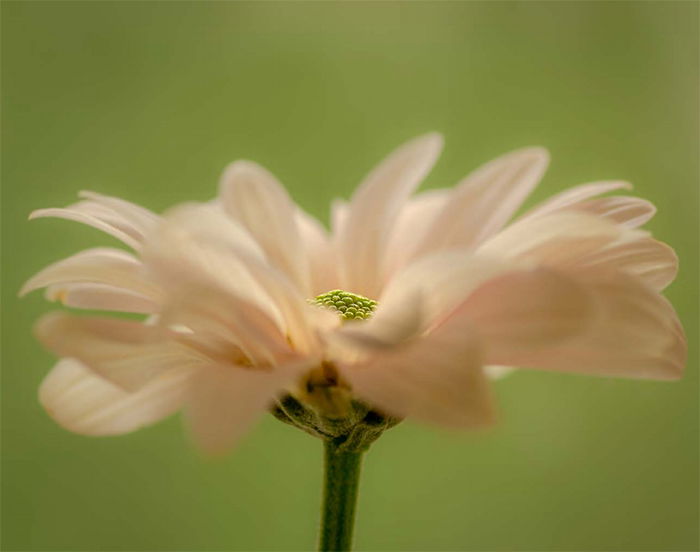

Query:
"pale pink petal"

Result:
[[412, 147, 549, 257], [184, 361, 304, 455], [144, 205, 321, 356], [45, 283, 158, 313], [35, 312, 199, 391], [477, 212, 632, 267], [296, 209, 339, 296], [375, 249, 514, 332], [219, 161, 310, 294], [158, 286, 293, 367], [455, 268, 592, 358], [78, 191, 159, 234], [570, 237, 678, 290], [521, 180, 632, 220], [572, 196, 656, 228], [39, 359, 191, 436], [337, 133, 444, 298], [21, 247, 161, 301], [340, 310, 494, 429], [330, 199, 348, 237], [382, 189, 450, 280], [29, 208, 142, 250], [482, 270, 686, 380], [484, 365, 516, 380]]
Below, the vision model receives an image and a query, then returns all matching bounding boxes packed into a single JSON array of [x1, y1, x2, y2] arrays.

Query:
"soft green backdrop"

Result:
[[2, 2, 698, 551]]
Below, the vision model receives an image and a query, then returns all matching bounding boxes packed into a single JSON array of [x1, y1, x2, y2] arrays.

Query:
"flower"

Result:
[[22, 134, 686, 453]]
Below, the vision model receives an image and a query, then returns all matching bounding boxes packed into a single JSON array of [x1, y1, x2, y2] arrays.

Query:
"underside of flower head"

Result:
[[21, 133, 686, 454]]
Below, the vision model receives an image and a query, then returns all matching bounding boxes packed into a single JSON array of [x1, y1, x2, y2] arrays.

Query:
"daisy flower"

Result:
[[22, 134, 686, 455]]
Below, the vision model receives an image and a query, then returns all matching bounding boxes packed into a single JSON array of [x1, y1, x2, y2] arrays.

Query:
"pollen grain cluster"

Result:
[[313, 290, 377, 321]]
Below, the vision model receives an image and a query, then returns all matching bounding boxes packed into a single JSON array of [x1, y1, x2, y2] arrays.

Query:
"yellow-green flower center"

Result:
[[313, 289, 377, 321]]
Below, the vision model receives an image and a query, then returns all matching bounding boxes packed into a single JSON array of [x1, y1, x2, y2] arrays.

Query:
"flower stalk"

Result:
[[319, 440, 364, 552]]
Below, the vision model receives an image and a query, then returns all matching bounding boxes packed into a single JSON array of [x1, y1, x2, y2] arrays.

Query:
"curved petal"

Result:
[[296, 209, 339, 296], [375, 249, 514, 332], [521, 180, 632, 220], [337, 133, 444, 298], [29, 207, 142, 250], [184, 361, 305, 455], [455, 268, 592, 358], [39, 359, 191, 436], [78, 191, 159, 235], [477, 212, 633, 267], [340, 308, 494, 429], [143, 204, 321, 356], [219, 161, 310, 294], [21, 247, 161, 301], [382, 189, 450, 280], [571, 237, 678, 290], [481, 270, 686, 380], [45, 283, 159, 313], [413, 147, 549, 257], [35, 312, 198, 391], [572, 196, 656, 228]]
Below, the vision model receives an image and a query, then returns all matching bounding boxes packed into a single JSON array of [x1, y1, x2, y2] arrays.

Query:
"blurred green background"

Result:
[[2, 2, 698, 551]]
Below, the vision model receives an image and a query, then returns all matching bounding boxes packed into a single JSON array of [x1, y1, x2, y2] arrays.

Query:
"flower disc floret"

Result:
[[313, 290, 377, 321]]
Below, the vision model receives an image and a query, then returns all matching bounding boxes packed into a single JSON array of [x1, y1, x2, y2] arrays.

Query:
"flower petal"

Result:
[[572, 196, 656, 228], [39, 358, 191, 436], [571, 237, 678, 290], [143, 204, 320, 356], [382, 189, 450, 280], [78, 191, 159, 235], [521, 180, 632, 220], [456, 268, 592, 358], [413, 147, 549, 257], [219, 161, 310, 294], [477, 212, 632, 267], [184, 362, 303, 455], [341, 310, 494, 429], [338, 133, 444, 297], [29, 205, 142, 250], [21, 247, 161, 301], [35, 312, 197, 391], [296, 208, 339, 296], [482, 270, 686, 380], [45, 283, 159, 313], [375, 249, 513, 332]]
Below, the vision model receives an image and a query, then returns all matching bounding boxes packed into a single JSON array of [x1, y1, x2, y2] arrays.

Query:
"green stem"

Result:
[[318, 440, 364, 551]]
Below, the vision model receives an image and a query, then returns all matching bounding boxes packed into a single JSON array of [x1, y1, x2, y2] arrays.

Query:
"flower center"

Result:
[[313, 289, 377, 321]]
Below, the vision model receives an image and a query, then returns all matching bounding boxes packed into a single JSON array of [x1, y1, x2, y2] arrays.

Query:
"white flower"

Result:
[[22, 134, 686, 453]]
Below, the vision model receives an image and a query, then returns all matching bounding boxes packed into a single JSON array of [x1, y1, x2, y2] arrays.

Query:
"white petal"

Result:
[[482, 270, 686, 380], [45, 283, 159, 313], [341, 310, 494, 429], [184, 362, 302, 455], [219, 161, 310, 294], [413, 147, 549, 257], [39, 359, 191, 436], [296, 209, 339, 296], [21, 247, 160, 301], [29, 207, 142, 250], [337, 133, 444, 298], [35, 312, 197, 391], [521, 180, 632, 220]]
